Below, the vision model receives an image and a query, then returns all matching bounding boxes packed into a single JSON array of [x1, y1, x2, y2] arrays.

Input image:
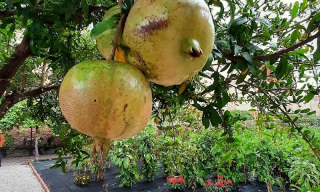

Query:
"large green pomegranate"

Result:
[[59, 60, 152, 145], [123, 0, 215, 86]]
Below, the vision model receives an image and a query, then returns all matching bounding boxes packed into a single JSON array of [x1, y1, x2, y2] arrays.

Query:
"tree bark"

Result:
[[0, 37, 32, 97], [0, 85, 60, 120], [34, 126, 39, 161], [30, 127, 33, 155], [0, 10, 15, 20]]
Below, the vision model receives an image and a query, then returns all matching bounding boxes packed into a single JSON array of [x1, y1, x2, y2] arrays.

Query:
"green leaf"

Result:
[[234, 45, 242, 56], [300, 0, 308, 12], [202, 113, 210, 128], [301, 108, 310, 113], [247, 0, 254, 6], [230, 17, 248, 34], [255, 17, 272, 28], [90, 15, 120, 37], [215, 1, 224, 18], [202, 53, 214, 71], [227, 0, 236, 23], [291, 30, 299, 44], [209, 107, 222, 126], [206, 72, 219, 92], [236, 70, 248, 84], [50, 163, 61, 170], [124, 158, 130, 168], [304, 92, 315, 102], [240, 52, 252, 64], [275, 56, 288, 79], [248, 63, 258, 76], [291, 1, 299, 19], [314, 37, 320, 63], [312, 186, 320, 192], [307, 111, 316, 116], [306, 12, 320, 34], [220, 63, 230, 72], [61, 161, 66, 173], [81, 0, 89, 17]]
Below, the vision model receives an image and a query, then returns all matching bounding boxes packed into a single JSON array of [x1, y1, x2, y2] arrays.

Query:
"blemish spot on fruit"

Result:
[[123, 104, 128, 112], [94, 99, 97, 102], [136, 18, 169, 38]]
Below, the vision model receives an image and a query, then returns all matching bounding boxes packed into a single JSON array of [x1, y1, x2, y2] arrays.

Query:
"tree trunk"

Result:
[[0, 37, 32, 97], [30, 127, 33, 155], [34, 126, 39, 162]]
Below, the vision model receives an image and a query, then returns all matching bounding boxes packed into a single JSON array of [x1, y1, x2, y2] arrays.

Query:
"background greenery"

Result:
[[1, 0, 320, 191]]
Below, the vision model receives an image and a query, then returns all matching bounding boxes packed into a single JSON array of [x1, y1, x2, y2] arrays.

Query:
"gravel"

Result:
[[0, 154, 58, 192]]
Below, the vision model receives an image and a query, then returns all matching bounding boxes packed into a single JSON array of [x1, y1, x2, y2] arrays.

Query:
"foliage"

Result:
[[108, 122, 158, 187], [229, 110, 253, 121], [0, 101, 27, 131], [1, 0, 320, 190], [294, 115, 320, 126], [50, 125, 91, 173], [157, 122, 320, 191], [109, 137, 140, 187], [136, 124, 159, 181], [3, 133, 14, 151], [286, 158, 320, 190]]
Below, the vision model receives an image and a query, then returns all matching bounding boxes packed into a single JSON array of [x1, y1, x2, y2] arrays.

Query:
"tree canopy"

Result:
[[1, 0, 320, 161]]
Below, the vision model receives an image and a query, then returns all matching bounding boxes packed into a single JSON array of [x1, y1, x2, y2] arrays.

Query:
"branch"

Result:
[[0, 37, 32, 96], [221, 31, 320, 63], [109, 14, 126, 61], [0, 10, 15, 20], [0, 85, 60, 120], [254, 31, 320, 61], [108, 0, 126, 61], [221, 52, 242, 62]]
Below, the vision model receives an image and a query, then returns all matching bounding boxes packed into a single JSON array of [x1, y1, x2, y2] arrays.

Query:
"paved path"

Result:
[[0, 154, 57, 192]]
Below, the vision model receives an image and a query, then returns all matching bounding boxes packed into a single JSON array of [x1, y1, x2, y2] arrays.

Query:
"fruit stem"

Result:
[[181, 39, 203, 60], [108, 12, 126, 61]]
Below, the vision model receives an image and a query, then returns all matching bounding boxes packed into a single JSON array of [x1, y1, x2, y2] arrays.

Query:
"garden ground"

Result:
[[0, 154, 57, 192], [32, 159, 284, 192], [0, 154, 295, 192]]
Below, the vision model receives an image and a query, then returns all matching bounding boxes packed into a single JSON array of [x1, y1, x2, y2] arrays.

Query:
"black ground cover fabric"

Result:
[[32, 160, 286, 192]]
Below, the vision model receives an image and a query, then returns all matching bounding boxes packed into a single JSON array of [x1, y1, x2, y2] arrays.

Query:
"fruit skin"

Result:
[[59, 60, 152, 140], [95, 6, 121, 60], [123, 0, 215, 86]]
